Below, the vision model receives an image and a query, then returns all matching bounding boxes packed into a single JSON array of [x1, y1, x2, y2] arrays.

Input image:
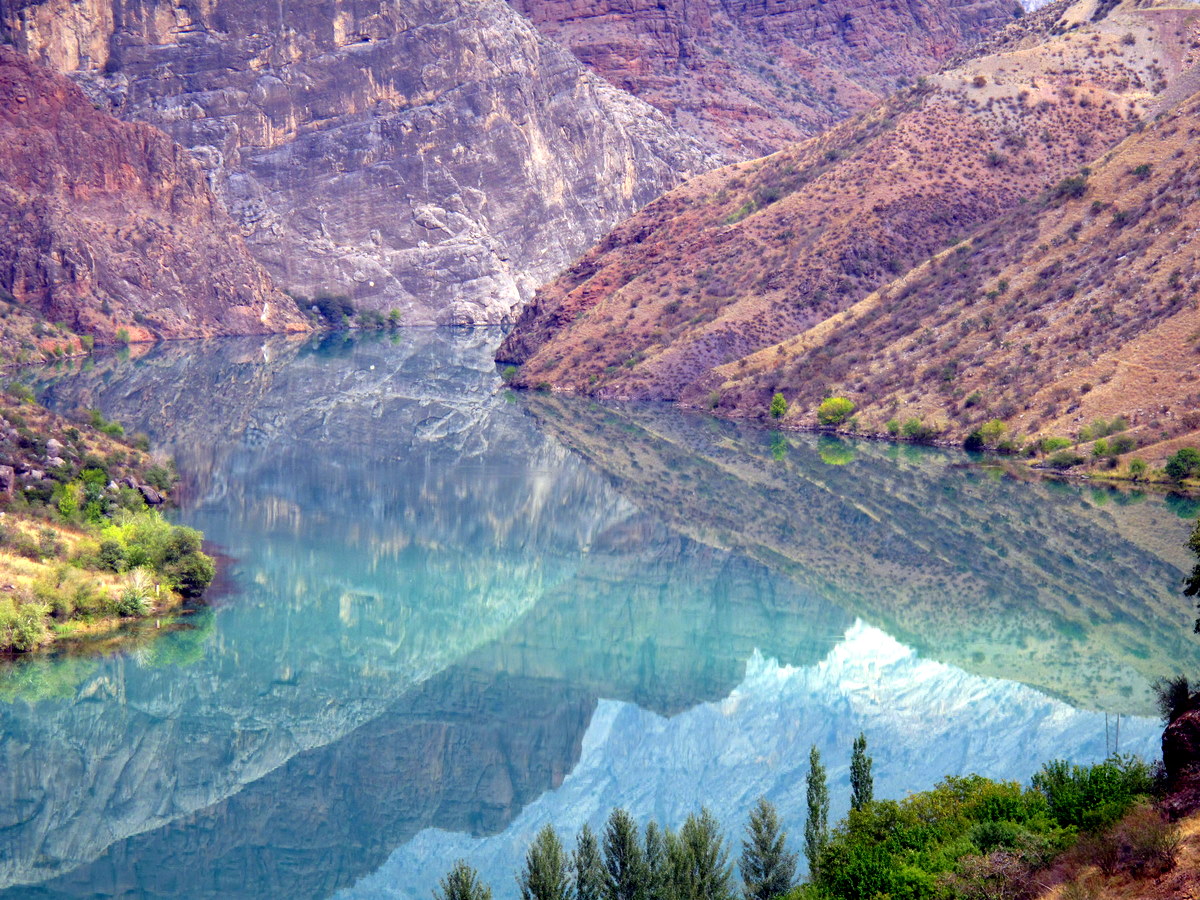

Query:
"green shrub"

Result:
[[100, 511, 215, 599], [98, 539, 126, 572], [1031, 756, 1153, 832], [1165, 447, 1200, 481], [817, 397, 856, 426], [1046, 451, 1085, 469], [770, 393, 788, 419], [1108, 434, 1136, 455], [1041, 437, 1073, 453], [356, 309, 387, 329], [812, 775, 1062, 900], [901, 418, 938, 442], [309, 294, 356, 324], [0, 597, 50, 652], [1053, 175, 1088, 200], [1127, 457, 1147, 479], [143, 464, 175, 492], [116, 568, 154, 617]]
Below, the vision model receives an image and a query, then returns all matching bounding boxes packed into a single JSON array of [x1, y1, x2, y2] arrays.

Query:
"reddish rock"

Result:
[[0, 48, 310, 342], [1164, 706, 1200, 782], [508, 0, 1021, 157]]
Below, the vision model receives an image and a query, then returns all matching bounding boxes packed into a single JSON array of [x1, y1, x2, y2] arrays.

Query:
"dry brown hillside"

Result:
[[713, 83, 1200, 463], [499, 0, 1200, 451]]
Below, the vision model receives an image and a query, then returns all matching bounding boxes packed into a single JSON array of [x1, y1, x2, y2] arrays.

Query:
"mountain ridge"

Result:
[[499, 0, 1200, 461]]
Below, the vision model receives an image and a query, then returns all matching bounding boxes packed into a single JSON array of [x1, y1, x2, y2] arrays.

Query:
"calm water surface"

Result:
[[0, 329, 1196, 899]]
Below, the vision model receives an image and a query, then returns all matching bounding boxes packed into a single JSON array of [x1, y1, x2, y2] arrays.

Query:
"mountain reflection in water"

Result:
[[0, 330, 1189, 899]]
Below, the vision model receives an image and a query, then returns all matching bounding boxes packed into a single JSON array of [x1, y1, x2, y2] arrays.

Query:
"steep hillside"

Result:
[[0, 49, 308, 343], [2, 0, 712, 324], [499, 0, 1200, 411], [713, 83, 1200, 460], [507, 0, 1020, 158]]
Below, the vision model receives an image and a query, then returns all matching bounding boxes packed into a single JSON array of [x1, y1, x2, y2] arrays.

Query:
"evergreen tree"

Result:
[[575, 824, 607, 900], [738, 797, 796, 900], [804, 747, 829, 877], [675, 808, 736, 900], [435, 860, 493, 900], [644, 820, 675, 900], [520, 825, 571, 900], [604, 808, 649, 900], [849, 733, 874, 812]]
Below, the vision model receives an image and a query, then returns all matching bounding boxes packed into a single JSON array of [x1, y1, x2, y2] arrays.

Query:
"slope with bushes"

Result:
[[499, 0, 1200, 454], [712, 82, 1200, 464], [0, 388, 214, 654]]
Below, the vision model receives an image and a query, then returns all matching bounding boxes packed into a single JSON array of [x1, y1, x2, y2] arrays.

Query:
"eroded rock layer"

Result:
[[507, 0, 1021, 157], [3, 0, 712, 324], [0, 48, 309, 341]]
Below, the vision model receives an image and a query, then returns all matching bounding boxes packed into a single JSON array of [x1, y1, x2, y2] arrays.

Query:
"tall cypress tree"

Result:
[[575, 824, 607, 900], [804, 747, 829, 877], [435, 860, 493, 900], [604, 808, 649, 900], [738, 797, 796, 900], [849, 733, 874, 812], [520, 825, 571, 900]]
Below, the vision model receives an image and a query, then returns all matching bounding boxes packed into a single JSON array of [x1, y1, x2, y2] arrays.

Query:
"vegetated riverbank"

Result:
[[433, 691, 1200, 900], [508, 372, 1200, 495], [743, 391, 1200, 491], [0, 385, 215, 654]]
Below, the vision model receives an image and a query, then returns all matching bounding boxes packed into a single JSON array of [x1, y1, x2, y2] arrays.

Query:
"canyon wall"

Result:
[[0, 48, 309, 341], [507, 0, 1021, 156], [3, 0, 711, 324]]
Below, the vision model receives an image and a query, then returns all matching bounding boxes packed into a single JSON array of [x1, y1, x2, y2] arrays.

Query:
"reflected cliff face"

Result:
[[0, 331, 1193, 900], [519, 395, 1200, 714]]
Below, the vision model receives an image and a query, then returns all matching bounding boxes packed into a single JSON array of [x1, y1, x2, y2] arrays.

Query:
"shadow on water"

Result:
[[0, 330, 1192, 899]]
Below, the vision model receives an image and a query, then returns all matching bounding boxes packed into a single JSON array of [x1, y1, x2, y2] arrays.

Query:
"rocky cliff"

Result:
[[0, 48, 308, 341], [498, 0, 1200, 422], [507, 0, 1021, 158], [2, 0, 712, 324]]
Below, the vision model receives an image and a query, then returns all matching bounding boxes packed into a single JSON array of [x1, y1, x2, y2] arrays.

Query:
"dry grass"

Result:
[[1040, 812, 1200, 900]]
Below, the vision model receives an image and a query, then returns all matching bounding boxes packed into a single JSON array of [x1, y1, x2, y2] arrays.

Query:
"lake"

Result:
[[1, 329, 1195, 899]]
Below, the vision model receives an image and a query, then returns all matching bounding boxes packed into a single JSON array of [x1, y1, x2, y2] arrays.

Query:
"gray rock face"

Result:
[[3, 0, 713, 324]]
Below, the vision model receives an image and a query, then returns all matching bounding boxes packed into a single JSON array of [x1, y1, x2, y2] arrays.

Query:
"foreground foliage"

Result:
[[435, 754, 1169, 900]]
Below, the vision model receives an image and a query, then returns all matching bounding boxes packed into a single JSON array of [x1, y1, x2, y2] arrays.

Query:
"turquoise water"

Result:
[[0, 329, 1194, 899]]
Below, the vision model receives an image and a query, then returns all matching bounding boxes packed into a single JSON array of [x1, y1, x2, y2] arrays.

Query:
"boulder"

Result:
[[0, 465, 14, 499], [45, 438, 64, 456], [138, 484, 163, 505], [1163, 705, 1200, 781]]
